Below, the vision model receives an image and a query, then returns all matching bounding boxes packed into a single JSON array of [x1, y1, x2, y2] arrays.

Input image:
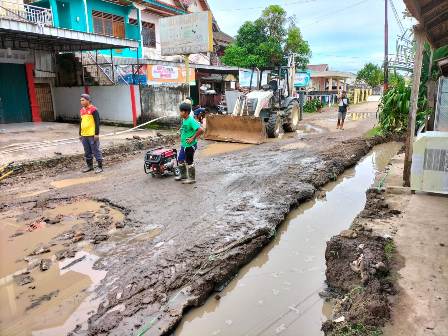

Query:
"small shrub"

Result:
[[304, 98, 323, 113]]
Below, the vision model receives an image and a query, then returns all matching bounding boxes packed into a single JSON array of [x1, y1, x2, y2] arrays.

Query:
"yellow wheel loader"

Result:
[[205, 59, 301, 144]]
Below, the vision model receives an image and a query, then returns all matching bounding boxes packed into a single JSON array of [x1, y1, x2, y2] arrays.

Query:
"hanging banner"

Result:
[[146, 65, 196, 85]]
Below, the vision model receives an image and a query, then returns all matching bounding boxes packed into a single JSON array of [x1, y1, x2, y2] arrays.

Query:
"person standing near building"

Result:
[[175, 102, 203, 184], [79, 94, 103, 173], [337, 91, 349, 130]]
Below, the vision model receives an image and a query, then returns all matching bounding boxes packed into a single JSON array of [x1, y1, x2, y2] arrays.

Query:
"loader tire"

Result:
[[283, 100, 300, 132], [266, 114, 282, 138]]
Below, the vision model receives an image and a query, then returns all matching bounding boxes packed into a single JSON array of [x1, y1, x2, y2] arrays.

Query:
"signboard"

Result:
[[160, 11, 213, 56], [294, 71, 311, 87], [146, 65, 196, 85]]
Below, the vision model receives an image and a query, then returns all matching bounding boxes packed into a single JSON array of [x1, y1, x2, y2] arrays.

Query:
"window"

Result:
[[142, 22, 156, 48], [92, 11, 125, 38]]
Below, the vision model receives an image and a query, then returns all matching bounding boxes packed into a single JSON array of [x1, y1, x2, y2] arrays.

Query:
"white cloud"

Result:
[[209, 0, 415, 72]]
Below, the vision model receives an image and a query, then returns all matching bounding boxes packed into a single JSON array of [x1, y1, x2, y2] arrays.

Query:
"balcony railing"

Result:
[[0, 0, 53, 26]]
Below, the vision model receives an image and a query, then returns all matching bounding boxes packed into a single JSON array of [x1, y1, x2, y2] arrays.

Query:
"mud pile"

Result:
[[322, 188, 401, 336], [6, 134, 176, 182]]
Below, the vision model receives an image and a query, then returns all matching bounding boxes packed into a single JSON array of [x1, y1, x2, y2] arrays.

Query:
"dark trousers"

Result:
[[178, 145, 196, 165], [81, 136, 102, 162]]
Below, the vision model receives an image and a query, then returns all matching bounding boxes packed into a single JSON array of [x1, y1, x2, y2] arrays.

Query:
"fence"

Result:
[[0, 0, 53, 26]]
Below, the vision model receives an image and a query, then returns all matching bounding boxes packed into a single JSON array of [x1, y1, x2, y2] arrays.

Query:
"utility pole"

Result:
[[384, 0, 389, 91]]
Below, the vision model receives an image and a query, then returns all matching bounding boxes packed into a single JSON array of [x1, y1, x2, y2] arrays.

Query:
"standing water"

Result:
[[175, 142, 402, 336]]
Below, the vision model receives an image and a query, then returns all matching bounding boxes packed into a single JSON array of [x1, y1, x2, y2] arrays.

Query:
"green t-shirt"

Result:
[[181, 115, 200, 147]]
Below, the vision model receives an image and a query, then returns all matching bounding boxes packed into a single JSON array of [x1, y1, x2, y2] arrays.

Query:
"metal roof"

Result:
[[403, 0, 448, 48], [310, 70, 355, 79], [0, 18, 139, 51]]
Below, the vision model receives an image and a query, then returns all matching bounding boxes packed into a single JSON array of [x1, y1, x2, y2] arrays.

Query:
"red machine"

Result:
[[144, 147, 178, 177]]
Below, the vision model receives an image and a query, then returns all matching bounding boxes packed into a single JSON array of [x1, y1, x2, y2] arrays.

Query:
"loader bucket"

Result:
[[205, 114, 267, 144]]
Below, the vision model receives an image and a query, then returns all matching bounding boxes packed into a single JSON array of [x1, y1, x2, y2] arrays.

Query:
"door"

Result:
[[0, 63, 31, 123], [112, 21, 125, 38], [35, 83, 54, 121], [57, 2, 71, 29]]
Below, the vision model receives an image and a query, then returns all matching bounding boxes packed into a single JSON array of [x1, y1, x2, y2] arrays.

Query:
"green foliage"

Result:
[[357, 63, 383, 88], [260, 5, 287, 40], [222, 5, 310, 69], [303, 98, 323, 113], [378, 83, 411, 133], [364, 126, 383, 138], [285, 26, 311, 69], [334, 323, 383, 336], [389, 71, 405, 87], [384, 240, 396, 261]]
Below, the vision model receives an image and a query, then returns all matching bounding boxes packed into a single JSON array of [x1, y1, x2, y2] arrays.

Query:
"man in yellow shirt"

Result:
[[79, 94, 103, 173]]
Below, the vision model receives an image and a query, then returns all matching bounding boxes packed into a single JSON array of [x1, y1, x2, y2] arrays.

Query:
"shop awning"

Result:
[[0, 18, 139, 52]]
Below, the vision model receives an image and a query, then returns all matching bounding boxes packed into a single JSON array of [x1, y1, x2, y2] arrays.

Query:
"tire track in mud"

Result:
[[78, 136, 393, 336]]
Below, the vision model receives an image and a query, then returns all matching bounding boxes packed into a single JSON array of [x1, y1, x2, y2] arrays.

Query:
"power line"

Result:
[[389, 0, 404, 34], [214, 0, 317, 12], [300, 0, 370, 27]]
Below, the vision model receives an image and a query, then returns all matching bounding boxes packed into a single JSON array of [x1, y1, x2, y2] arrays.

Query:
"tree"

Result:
[[285, 26, 311, 69], [221, 5, 311, 69], [356, 63, 383, 88]]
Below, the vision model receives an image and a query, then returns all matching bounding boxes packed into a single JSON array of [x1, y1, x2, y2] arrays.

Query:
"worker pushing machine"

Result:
[[175, 102, 204, 184], [79, 94, 103, 173]]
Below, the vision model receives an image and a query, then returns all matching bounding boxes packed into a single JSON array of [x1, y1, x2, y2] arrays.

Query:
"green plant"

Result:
[[303, 98, 323, 113], [384, 240, 396, 261], [365, 126, 383, 138], [377, 83, 411, 133], [334, 323, 383, 336]]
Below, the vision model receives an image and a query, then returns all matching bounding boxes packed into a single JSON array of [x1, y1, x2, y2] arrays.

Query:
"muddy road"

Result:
[[1, 103, 382, 335]]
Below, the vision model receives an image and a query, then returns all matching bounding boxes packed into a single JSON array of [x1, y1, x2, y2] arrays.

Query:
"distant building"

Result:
[[306, 64, 355, 92]]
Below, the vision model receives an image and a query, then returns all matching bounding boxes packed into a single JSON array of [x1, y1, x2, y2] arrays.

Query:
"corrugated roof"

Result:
[[310, 71, 355, 79], [307, 64, 329, 72]]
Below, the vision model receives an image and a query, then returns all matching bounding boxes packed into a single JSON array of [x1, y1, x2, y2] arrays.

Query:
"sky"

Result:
[[208, 0, 416, 73]]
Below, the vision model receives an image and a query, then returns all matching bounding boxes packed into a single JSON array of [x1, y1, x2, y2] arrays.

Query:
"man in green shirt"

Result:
[[175, 102, 204, 184]]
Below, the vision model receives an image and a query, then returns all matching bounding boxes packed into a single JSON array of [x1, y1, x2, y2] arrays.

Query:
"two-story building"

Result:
[[0, 0, 138, 123], [1, 0, 234, 125]]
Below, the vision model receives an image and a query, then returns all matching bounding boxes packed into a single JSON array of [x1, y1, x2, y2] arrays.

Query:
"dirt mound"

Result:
[[322, 188, 400, 335]]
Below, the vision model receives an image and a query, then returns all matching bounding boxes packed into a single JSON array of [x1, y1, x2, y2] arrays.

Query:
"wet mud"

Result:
[[69, 136, 397, 336], [175, 142, 402, 336], [322, 180, 405, 334], [3, 134, 177, 184], [1, 121, 399, 336], [0, 198, 126, 336], [199, 142, 254, 157]]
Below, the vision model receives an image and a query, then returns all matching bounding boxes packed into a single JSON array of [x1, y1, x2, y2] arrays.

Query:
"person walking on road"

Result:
[[79, 94, 103, 173], [337, 91, 349, 130], [175, 102, 204, 184]]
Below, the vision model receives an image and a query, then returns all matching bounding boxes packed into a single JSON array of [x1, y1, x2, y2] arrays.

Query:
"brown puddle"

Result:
[[0, 198, 124, 336], [200, 142, 253, 157], [51, 175, 105, 189], [175, 142, 403, 336]]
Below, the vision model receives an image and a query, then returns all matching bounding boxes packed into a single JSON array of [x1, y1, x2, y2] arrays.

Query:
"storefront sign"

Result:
[[147, 65, 195, 85], [294, 71, 311, 87]]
